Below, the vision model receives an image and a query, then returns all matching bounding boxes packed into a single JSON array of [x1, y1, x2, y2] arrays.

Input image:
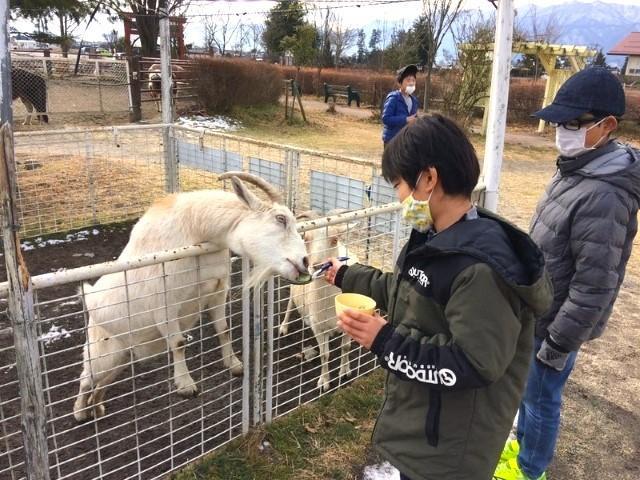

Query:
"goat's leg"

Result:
[[339, 333, 352, 379], [74, 337, 127, 422], [209, 288, 243, 376], [169, 329, 199, 397], [279, 296, 295, 336], [87, 357, 128, 419], [21, 98, 33, 125], [314, 329, 331, 392]]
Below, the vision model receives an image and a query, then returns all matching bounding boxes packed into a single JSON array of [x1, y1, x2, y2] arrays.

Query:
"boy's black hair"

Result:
[[382, 114, 480, 197]]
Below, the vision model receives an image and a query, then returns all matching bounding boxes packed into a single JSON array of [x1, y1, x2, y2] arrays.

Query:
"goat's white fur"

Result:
[[74, 174, 308, 422], [279, 211, 358, 392]]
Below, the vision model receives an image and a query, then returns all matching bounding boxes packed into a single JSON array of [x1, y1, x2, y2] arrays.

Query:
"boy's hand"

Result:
[[337, 309, 387, 350], [323, 258, 343, 285]]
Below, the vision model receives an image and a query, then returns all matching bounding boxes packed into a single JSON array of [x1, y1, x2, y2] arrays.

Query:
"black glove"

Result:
[[536, 336, 570, 371]]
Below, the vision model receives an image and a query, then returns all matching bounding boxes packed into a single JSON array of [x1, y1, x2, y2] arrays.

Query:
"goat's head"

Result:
[[219, 172, 309, 286], [297, 210, 358, 267]]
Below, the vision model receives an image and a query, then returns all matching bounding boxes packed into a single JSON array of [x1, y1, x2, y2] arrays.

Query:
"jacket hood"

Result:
[[558, 141, 640, 203], [410, 208, 553, 316]]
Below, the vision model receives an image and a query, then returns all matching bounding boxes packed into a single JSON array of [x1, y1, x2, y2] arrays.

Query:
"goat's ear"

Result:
[[230, 177, 262, 211], [333, 221, 360, 237]]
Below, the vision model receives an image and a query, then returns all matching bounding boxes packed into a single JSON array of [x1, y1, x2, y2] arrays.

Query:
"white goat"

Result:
[[74, 172, 309, 422], [148, 63, 184, 112], [279, 211, 358, 392]]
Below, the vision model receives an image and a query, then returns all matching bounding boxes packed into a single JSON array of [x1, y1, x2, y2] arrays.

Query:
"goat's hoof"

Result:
[[93, 404, 106, 418], [278, 324, 289, 336], [229, 361, 243, 377], [302, 347, 318, 360], [317, 376, 330, 392], [73, 407, 90, 423], [176, 382, 199, 397], [339, 367, 352, 379]]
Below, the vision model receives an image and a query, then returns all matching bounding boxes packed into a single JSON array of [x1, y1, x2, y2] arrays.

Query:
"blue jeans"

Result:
[[517, 336, 578, 479]]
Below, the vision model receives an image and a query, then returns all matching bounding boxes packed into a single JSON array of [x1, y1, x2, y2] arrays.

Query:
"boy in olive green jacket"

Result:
[[327, 115, 553, 480]]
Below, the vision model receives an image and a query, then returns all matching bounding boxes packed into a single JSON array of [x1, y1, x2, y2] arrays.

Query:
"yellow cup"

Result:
[[335, 293, 376, 316]]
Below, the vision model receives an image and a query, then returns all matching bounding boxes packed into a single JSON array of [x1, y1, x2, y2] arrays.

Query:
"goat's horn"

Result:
[[219, 171, 283, 204]]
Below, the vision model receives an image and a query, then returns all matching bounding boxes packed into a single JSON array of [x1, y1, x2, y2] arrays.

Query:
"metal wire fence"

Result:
[[1, 124, 486, 479], [0, 205, 407, 480], [10, 56, 131, 124]]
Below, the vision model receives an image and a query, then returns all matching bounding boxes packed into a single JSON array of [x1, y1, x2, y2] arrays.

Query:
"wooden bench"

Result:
[[324, 83, 361, 107]]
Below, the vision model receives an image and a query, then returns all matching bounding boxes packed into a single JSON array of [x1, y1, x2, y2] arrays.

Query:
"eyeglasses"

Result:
[[549, 117, 604, 131]]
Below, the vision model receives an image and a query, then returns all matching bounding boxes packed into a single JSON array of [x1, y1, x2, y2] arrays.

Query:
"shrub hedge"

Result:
[[194, 57, 283, 113]]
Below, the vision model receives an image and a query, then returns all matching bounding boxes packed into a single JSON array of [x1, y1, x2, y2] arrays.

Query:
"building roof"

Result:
[[608, 32, 640, 56]]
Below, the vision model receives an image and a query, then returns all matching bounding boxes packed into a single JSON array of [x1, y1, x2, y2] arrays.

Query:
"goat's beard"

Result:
[[244, 265, 273, 291]]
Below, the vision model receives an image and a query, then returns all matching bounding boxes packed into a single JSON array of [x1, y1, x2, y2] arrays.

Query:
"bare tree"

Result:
[[203, 12, 241, 56], [103, 29, 119, 53], [331, 16, 357, 69], [520, 5, 562, 43], [249, 23, 264, 58], [417, 0, 465, 110]]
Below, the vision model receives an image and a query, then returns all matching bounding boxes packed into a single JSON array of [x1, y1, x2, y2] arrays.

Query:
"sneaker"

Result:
[[493, 458, 547, 480], [499, 439, 520, 464]]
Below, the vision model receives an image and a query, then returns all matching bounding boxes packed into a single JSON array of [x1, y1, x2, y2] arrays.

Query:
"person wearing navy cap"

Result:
[[494, 67, 640, 480], [382, 64, 420, 145]]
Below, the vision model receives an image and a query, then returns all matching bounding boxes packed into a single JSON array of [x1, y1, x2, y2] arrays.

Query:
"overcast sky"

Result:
[[10, 0, 640, 45]]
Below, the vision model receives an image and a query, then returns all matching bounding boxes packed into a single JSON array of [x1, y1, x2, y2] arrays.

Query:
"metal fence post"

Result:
[[85, 131, 98, 224], [96, 60, 104, 114], [392, 209, 402, 264], [241, 257, 251, 434], [0, 124, 51, 480], [265, 277, 274, 424], [252, 284, 263, 426]]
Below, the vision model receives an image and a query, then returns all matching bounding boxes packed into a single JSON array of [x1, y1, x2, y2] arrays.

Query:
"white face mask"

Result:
[[555, 119, 606, 158], [405, 85, 416, 95]]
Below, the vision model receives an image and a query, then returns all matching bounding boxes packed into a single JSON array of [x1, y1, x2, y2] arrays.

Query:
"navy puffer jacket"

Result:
[[382, 90, 419, 143]]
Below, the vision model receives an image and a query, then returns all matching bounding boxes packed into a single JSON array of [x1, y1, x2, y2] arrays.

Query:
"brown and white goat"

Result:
[[279, 211, 358, 392], [74, 173, 309, 422], [147, 63, 184, 112]]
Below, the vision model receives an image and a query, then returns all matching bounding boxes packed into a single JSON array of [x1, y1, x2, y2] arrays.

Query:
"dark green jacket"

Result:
[[335, 208, 553, 480]]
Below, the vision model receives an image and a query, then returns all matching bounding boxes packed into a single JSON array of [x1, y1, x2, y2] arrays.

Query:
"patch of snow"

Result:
[[21, 244, 35, 251], [362, 462, 401, 480], [39, 325, 71, 345], [92, 229, 100, 235], [72, 252, 95, 258], [177, 115, 242, 132]]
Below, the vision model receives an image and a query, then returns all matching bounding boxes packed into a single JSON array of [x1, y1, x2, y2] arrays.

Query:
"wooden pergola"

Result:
[[463, 42, 597, 133]]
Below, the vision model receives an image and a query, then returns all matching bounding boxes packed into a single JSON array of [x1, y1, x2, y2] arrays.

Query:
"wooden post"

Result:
[[295, 82, 307, 123], [128, 56, 142, 122], [284, 80, 289, 119], [0, 124, 51, 480]]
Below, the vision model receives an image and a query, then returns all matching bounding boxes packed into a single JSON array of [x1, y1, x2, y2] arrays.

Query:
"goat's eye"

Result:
[[276, 214, 287, 226], [331, 237, 338, 246]]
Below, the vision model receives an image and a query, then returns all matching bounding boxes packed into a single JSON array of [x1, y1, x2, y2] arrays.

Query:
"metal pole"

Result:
[[265, 277, 274, 424], [0, 124, 51, 480], [1, 0, 12, 125], [241, 257, 251, 434], [159, 0, 176, 192], [252, 285, 262, 426], [481, 0, 514, 213]]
